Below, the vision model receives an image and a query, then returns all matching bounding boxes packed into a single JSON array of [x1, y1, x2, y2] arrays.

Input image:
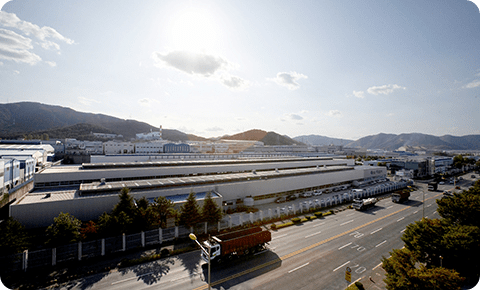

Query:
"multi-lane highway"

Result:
[[61, 178, 466, 290]]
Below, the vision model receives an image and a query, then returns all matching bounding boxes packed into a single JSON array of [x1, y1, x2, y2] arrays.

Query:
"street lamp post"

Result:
[[423, 190, 425, 219], [189, 233, 211, 290]]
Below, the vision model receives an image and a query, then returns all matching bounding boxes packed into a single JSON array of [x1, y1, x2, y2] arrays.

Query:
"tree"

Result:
[[0, 217, 30, 256], [45, 212, 82, 246], [150, 196, 176, 228], [402, 218, 446, 267], [112, 187, 137, 218], [202, 191, 223, 225], [178, 192, 201, 229], [80, 220, 98, 240], [382, 248, 464, 290], [436, 183, 480, 227]]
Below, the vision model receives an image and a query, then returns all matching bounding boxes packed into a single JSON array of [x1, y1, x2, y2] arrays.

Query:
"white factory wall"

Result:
[[13, 166, 385, 228]]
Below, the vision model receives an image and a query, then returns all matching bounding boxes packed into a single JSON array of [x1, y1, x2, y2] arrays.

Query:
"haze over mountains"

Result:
[[1, 102, 479, 150]]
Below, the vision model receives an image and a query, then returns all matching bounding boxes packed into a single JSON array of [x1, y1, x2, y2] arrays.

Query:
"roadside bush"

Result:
[[355, 281, 365, 290], [270, 224, 277, 230], [291, 217, 301, 223], [276, 221, 293, 229], [314, 212, 323, 217]]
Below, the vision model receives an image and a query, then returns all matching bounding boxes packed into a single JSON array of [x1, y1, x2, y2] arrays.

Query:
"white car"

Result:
[[313, 190, 323, 196]]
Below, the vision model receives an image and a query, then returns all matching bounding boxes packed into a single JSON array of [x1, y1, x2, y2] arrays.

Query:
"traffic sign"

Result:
[[345, 267, 352, 282]]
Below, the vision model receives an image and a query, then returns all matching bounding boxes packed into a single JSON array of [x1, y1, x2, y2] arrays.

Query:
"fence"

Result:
[[0, 180, 410, 273]]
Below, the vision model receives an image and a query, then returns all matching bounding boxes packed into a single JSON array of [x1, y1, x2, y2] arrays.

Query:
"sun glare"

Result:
[[168, 7, 219, 52]]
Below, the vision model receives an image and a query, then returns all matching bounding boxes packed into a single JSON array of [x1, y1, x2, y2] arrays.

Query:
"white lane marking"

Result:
[[313, 222, 325, 228], [338, 242, 352, 250], [333, 261, 350, 272], [387, 205, 394, 209], [340, 219, 354, 226], [273, 234, 288, 240], [112, 272, 154, 285], [373, 262, 383, 270], [288, 262, 310, 273], [346, 212, 355, 217], [413, 210, 419, 214], [305, 231, 322, 238], [397, 217, 405, 222], [370, 228, 382, 235], [427, 204, 432, 207], [375, 240, 387, 248], [400, 228, 406, 233]]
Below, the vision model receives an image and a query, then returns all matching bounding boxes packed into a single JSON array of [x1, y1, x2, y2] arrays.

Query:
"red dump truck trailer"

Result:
[[392, 190, 410, 203], [201, 226, 271, 263]]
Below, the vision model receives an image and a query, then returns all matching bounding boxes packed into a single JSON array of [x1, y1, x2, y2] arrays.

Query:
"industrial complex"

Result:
[[11, 156, 388, 228]]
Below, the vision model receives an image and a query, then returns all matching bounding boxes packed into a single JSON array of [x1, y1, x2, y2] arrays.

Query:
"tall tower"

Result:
[[159, 125, 163, 139]]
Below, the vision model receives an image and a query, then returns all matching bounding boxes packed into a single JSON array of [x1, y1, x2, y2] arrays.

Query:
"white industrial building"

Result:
[[11, 156, 388, 228]]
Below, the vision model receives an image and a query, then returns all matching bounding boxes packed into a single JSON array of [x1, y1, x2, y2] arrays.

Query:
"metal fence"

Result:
[[0, 180, 410, 273]]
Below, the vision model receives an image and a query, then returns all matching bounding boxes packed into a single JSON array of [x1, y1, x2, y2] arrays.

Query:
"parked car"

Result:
[[275, 196, 287, 203], [302, 191, 313, 198], [313, 190, 323, 196], [286, 195, 297, 201]]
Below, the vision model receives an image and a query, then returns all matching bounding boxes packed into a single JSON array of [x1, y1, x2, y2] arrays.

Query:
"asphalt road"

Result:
[[58, 178, 468, 290]]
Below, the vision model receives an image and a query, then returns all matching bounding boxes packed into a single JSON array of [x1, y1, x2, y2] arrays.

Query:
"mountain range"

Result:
[[0, 102, 479, 150]]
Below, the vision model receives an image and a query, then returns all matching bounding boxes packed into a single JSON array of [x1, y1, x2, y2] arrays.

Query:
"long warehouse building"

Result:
[[11, 157, 387, 228]]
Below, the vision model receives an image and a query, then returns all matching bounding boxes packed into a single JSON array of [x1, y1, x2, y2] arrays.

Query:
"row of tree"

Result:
[[382, 180, 480, 289], [0, 188, 223, 254]]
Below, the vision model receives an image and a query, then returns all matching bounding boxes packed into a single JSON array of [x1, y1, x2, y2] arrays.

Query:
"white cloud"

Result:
[[352, 90, 365, 99], [138, 98, 160, 107], [152, 50, 232, 77], [152, 50, 249, 90], [219, 73, 250, 91], [268, 71, 307, 90], [288, 113, 303, 120], [0, 11, 73, 45], [78, 97, 101, 106], [0, 11, 73, 65], [464, 79, 480, 89], [326, 110, 342, 117], [367, 84, 406, 95], [45, 60, 56, 67], [0, 46, 41, 65]]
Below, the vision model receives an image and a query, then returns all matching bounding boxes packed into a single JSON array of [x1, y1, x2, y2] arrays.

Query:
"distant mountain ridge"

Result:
[[0, 102, 478, 150], [220, 129, 303, 146], [345, 133, 480, 151], [294, 135, 354, 146], [0, 102, 203, 141]]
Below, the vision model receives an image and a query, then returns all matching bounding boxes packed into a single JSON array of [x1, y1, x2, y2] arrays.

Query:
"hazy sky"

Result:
[[1, 0, 479, 140]]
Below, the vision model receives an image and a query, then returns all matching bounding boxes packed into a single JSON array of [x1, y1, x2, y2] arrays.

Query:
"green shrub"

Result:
[[355, 281, 365, 290], [276, 221, 293, 229], [291, 217, 301, 223], [314, 212, 323, 217], [270, 223, 277, 230]]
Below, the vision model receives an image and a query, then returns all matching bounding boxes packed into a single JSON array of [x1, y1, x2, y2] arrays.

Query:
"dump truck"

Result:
[[352, 197, 377, 211], [392, 190, 410, 203], [428, 181, 438, 191], [200, 226, 271, 263]]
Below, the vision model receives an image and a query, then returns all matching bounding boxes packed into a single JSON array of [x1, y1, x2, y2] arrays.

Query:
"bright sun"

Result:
[[168, 7, 219, 52]]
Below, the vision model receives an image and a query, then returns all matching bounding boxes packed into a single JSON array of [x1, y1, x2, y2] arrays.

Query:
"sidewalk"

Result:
[[349, 262, 387, 290]]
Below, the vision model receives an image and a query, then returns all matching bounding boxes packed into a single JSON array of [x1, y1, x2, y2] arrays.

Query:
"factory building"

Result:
[[11, 156, 387, 228]]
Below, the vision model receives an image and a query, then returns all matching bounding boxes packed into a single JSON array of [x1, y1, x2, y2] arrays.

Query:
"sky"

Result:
[[0, 0, 480, 141]]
